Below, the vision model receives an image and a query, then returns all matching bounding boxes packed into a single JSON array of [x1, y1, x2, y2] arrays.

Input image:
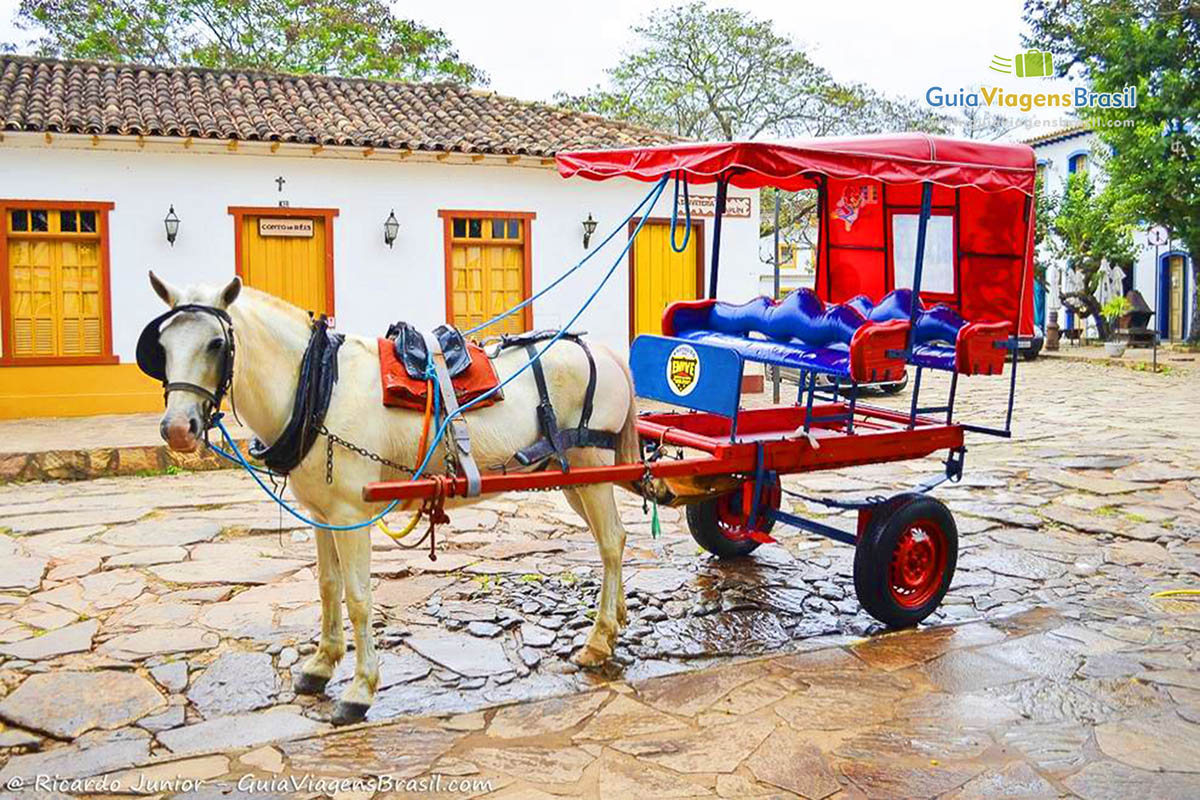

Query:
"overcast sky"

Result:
[[0, 0, 1080, 139]]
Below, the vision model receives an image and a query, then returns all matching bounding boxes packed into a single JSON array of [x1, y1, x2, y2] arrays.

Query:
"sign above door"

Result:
[[675, 195, 752, 219], [259, 218, 314, 237]]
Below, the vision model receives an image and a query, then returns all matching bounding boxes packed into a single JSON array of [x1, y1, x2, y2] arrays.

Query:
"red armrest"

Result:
[[661, 299, 717, 337], [956, 321, 1011, 376], [849, 319, 909, 384]]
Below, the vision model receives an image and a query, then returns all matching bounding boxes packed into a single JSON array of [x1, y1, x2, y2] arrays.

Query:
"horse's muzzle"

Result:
[[161, 413, 202, 452]]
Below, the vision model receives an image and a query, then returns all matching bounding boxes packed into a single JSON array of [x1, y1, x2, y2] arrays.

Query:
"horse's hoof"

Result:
[[293, 672, 330, 696], [571, 644, 611, 668], [331, 701, 370, 727]]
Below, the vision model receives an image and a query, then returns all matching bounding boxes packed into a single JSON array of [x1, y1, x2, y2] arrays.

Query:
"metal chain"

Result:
[[319, 424, 416, 485]]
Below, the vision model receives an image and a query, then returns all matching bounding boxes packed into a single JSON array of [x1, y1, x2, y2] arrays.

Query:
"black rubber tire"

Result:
[[686, 481, 778, 559], [853, 494, 957, 628], [877, 372, 909, 395], [1022, 337, 1044, 362]]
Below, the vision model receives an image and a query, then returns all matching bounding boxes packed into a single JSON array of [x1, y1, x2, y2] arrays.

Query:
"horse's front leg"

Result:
[[294, 528, 344, 695], [329, 525, 379, 726], [566, 484, 627, 667]]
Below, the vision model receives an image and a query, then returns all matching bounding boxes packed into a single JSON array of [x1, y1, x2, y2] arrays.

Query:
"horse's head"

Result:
[[142, 271, 242, 452]]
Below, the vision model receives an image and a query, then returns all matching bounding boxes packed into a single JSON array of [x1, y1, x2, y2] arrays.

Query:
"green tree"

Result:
[[556, 2, 944, 140], [1050, 168, 1138, 339], [1024, 0, 1200, 341], [8, 0, 484, 83]]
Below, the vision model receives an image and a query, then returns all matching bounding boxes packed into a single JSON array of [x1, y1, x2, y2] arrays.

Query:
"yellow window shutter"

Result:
[[8, 239, 57, 357]]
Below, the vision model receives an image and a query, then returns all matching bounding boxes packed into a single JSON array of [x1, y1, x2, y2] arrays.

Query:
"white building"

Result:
[[0, 56, 759, 418], [1029, 124, 1192, 342]]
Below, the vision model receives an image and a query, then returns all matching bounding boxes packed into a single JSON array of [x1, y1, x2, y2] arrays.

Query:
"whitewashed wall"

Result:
[[1033, 130, 1190, 337], [0, 137, 760, 361]]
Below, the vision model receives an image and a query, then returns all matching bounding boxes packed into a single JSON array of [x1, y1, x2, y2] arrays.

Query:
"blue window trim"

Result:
[[1066, 150, 1089, 174], [1158, 250, 1192, 339]]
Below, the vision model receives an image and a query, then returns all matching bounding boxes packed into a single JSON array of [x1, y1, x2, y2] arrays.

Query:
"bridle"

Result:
[[136, 304, 236, 432]]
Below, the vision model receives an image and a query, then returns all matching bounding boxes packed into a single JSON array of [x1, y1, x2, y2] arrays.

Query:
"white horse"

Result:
[[147, 272, 639, 725]]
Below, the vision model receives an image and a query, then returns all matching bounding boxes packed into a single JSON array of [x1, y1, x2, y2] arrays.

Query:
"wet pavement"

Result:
[[0, 358, 1197, 798]]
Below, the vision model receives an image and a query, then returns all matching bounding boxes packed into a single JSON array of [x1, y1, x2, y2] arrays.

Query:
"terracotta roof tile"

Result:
[[0, 55, 677, 156]]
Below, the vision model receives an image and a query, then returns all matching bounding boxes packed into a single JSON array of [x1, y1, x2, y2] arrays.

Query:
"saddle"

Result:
[[378, 322, 501, 411]]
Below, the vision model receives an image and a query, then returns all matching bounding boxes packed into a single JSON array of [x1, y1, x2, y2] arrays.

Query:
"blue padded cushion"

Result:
[[667, 289, 868, 378], [676, 330, 852, 376], [682, 290, 867, 347], [849, 289, 965, 370]]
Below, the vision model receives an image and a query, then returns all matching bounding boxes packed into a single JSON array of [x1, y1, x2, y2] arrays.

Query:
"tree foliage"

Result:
[[1024, 0, 1200, 339], [557, 2, 944, 140], [8, 0, 484, 83]]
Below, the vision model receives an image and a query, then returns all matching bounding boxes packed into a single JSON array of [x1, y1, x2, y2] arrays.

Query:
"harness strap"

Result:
[[423, 330, 482, 498], [249, 317, 343, 474], [523, 343, 570, 472], [512, 336, 616, 470]]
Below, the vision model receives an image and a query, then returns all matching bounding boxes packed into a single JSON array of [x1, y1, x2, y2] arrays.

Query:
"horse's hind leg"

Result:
[[295, 528, 344, 695], [329, 527, 379, 726], [565, 482, 628, 667]]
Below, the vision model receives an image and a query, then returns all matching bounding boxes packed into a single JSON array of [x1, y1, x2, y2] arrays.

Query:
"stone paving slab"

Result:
[[0, 359, 1196, 797]]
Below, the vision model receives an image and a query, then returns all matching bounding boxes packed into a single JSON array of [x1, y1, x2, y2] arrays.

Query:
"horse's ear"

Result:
[[149, 270, 179, 307], [219, 275, 242, 308]]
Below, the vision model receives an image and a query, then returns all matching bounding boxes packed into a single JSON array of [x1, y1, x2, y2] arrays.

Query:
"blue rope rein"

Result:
[[411, 175, 669, 480], [209, 175, 669, 531], [465, 176, 669, 336], [670, 171, 692, 253]]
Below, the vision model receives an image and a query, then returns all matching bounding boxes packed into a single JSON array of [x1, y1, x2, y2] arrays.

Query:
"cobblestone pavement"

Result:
[[0, 359, 1197, 798]]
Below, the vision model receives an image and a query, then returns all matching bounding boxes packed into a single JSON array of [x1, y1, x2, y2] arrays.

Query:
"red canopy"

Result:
[[557, 134, 1036, 195]]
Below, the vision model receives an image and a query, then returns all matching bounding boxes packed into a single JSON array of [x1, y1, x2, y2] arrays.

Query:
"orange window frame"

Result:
[[0, 199, 117, 366], [438, 210, 536, 331], [228, 206, 339, 316]]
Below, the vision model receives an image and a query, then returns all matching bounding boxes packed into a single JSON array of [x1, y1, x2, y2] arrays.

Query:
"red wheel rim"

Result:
[[714, 482, 779, 542], [888, 519, 947, 609]]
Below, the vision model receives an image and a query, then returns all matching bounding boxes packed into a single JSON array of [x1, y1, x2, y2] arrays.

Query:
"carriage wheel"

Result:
[[686, 477, 780, 559], [877, 372, 909, 395], [853, 494, 957, 627]]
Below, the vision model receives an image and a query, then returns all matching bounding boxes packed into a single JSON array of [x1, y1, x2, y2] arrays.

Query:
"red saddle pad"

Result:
[[378, 338, 503, 411]]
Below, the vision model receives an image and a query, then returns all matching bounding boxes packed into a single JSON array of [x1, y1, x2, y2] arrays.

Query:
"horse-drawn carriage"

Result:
[[140, 133, 1035, 723], [366, 134, 1036, 627]]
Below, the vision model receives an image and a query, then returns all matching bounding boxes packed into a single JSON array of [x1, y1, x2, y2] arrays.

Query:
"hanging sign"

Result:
[[259, 218, 314, 237], [676, 195, 752, 218]]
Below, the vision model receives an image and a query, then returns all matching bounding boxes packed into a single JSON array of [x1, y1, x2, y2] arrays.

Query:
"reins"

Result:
[[142, 174, 671, 537]]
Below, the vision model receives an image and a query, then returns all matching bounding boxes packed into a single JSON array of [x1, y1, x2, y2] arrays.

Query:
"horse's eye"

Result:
[[206, 337, 224, 352]]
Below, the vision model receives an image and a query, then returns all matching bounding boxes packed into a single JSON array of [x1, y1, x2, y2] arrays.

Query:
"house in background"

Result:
[[756, 233, 815, 298], [0, 55, 760, 418], [1028, 124, 1192, 342]]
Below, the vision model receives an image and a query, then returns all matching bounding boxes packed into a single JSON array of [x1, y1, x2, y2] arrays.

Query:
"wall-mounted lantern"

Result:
[[582, 213, 598, 249], [384, 210, 399, 248], [164, 205, 180, 246]]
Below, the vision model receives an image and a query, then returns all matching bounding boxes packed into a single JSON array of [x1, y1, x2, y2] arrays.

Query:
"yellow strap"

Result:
[[1150, 589, 1200, 599], [375, 510, 423, 542]]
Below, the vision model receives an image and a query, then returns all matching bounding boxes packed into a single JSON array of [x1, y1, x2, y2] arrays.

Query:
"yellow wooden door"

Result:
[[239, 215, 329, 316], [448, 216, 528, 338], [1168, 255, 1184, 340], [631, 221, 700, 339], [7, 208, 105, 358]]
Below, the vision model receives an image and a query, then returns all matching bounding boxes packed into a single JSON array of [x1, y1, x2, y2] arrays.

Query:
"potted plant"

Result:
[[1101, 296, 1132, 357]]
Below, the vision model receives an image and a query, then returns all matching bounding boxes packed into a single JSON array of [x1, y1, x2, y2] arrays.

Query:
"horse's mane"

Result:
[[237, 285, 313, 323]]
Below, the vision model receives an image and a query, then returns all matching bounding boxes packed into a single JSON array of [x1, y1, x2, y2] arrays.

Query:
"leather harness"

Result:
[[139, 305, 617, 486], [497, 330, 619, 472], [248, 317, 344, 474]]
